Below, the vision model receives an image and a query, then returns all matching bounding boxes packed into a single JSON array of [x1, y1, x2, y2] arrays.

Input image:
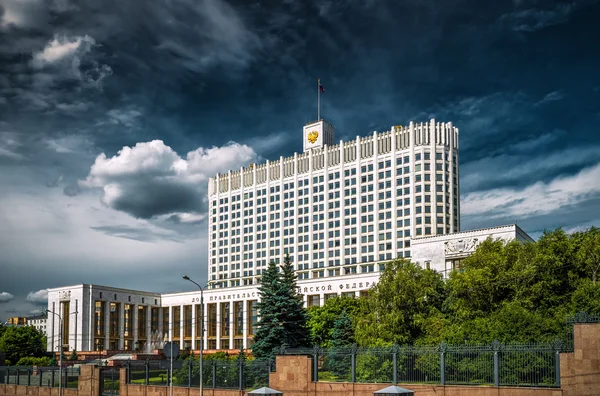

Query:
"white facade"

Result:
[[207, 118, 460, 289], [46, 285, 160, 353], [411, 224, 534, 275], [27, 314, 48, 335]]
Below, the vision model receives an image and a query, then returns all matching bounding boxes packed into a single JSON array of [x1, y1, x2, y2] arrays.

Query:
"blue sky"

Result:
[[0, 0, 599, 319]]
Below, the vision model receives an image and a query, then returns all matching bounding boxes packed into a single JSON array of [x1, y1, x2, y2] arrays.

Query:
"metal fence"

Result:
[[125, 359, 271, 391], [279, 341, 562, 388], [0, 366, 80, 388]]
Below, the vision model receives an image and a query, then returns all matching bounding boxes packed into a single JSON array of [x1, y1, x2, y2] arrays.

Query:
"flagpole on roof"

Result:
[[317, 78, 320, 121]]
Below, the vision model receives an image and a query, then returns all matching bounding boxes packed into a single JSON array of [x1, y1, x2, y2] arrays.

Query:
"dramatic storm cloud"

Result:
[[0, 0, 599, 318], [81, 140, 257, 219]]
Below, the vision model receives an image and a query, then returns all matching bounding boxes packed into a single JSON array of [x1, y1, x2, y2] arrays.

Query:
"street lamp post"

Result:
[[46, 309, 63, 396], [46, 309, 78, 396], [183, 276, 211, 396]]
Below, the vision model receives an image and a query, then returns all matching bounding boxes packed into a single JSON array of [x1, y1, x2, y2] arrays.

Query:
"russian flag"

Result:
[[319, 81, 324, 93]]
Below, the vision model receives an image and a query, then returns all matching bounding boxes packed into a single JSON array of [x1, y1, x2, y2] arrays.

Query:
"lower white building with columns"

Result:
[[46, 273, 379, 353]]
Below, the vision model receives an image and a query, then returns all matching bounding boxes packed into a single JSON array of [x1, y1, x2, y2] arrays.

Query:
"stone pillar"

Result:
[[145, 305, 151, 353], [78, 365, 101, 396], [118, 303, 125, 350], [132, 304, 139, 348], [104, 303, 110, 350]]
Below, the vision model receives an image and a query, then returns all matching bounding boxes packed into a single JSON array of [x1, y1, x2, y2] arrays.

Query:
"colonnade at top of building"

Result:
[[210, 119, 459, 195]]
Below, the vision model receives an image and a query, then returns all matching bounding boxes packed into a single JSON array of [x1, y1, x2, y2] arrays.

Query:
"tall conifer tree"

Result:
[[252, 255, 310, 359]]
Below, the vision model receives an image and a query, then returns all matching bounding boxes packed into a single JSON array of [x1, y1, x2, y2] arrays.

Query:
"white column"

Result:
[[279, 156, 284, 263], [409, 121, 416, 244], [229, 303, 234, 349], [191, 304, 197, 350], [216, 303, 221, 349], [391, 127, 398, 261], [168, 305, 173, 342], [430, 119, 438, 235], [308, 150, 313, 278], [179, 305, 184, 349], [323, 146, 329, 275], [242, 300, 248, 350], [293, 152, 299, 268]]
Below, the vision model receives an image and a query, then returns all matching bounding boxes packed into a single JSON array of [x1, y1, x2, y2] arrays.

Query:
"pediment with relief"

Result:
[[444, 238, 479, 255]]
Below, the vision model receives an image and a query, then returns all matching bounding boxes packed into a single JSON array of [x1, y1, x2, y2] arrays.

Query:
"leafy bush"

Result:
[[16, 356, 52, 366]]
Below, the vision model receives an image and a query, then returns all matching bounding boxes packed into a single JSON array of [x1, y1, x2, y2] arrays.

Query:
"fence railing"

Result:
[[278, 341, 562, 388], [0, 366, 80, 388], [125, 359, 272, 391]]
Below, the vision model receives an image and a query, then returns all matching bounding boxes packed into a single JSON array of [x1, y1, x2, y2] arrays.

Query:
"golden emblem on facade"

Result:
[[308, 131, 318, 144]]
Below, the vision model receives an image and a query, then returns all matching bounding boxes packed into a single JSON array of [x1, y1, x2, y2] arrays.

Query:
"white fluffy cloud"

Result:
[[462, 162, 600, 218], [81, 140, 257, 219], [0, 292, 15, 303], [31, 34, 95, 68], [26, 288, 49, 304]]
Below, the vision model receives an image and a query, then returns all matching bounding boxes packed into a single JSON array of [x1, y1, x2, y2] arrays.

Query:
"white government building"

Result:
[[46, 118, 532, 354]]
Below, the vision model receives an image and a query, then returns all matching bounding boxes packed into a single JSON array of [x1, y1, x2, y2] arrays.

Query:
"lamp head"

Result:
[[183, 275, 190, 281]]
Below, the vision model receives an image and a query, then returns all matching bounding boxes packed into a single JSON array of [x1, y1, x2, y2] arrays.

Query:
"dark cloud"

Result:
[[90, 225, 182, 243]]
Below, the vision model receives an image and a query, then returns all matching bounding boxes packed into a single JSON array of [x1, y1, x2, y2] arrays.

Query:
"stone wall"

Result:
[[560, 324, 600, 396], [268, 355, 563, 396], [2, 323, 599, 396]]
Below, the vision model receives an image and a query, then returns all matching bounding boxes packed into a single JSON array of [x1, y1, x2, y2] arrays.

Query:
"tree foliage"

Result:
[[308, 296, 359, 347], [252, 255, 310, 359], [354, 259, 446, 346], [0, 326, 46, 365], [310, 227, 600, 347]]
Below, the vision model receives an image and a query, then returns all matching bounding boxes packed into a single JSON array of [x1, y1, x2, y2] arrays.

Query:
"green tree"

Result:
[[308, 297, 359, 347], [577, 227, 600, 284], [252, 255, 310, 360], [279, 254, 310, 349], [325, 311, 356, 381], [330, 311, 354, 348], [354, 258, 446, 346], [0, 326, 46, 365]]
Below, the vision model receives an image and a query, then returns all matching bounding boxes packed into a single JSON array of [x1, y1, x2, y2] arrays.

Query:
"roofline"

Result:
[[47, 284, 161, 297], [411, 224, 533, 242]]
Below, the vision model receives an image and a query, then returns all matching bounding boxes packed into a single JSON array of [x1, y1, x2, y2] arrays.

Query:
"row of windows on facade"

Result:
[[210, 183, 458, 234], [211, 215, 455, 261], [213, 170, 458, 216], [212, 152, 458, 206], [213, 187, 458, 224], [213, 204, 454, 241], [213, 165, 458, 215], [210, 193, 457, 247]]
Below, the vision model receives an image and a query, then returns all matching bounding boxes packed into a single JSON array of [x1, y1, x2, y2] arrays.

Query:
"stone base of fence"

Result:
[[268, 355, 563, 396], [1, 323, 599, 396]]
